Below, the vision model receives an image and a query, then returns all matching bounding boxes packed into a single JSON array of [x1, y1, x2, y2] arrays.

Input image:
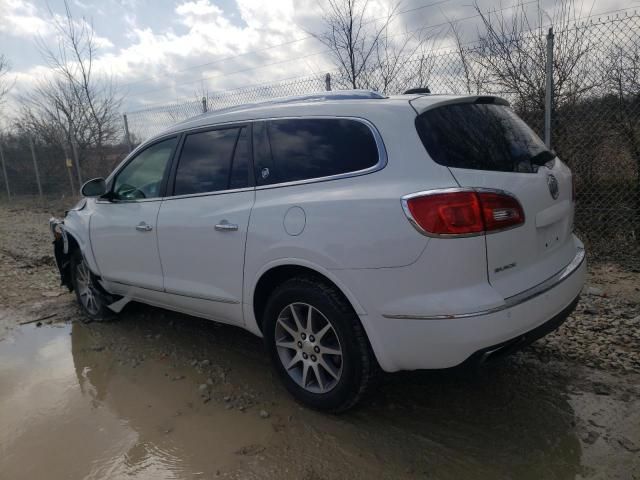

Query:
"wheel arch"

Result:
[[248, 260, 366, 336], [61, 214, 101, 276]]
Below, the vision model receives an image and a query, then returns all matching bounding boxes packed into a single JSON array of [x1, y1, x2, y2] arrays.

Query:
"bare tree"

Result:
[[37, 0, 122, 154], [605, 39, 640, 204], [473, 0, 595, 115], [313, 0, 397, 90], [0, 54, 13, 109], [446, 20, 488, 95], [372, 20, 443, 94], [18, 0, 122, 187]]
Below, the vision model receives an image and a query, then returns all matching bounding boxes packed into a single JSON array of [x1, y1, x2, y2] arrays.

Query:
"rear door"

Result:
[[157, 124, 254, 325], [414, 99, 576, 298]]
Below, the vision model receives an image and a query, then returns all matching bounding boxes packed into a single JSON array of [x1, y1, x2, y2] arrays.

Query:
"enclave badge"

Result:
[[547, 174, 560, 200]]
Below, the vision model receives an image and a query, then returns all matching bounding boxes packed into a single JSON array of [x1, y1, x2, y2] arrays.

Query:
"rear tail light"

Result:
[[402, 189, 524, 236]]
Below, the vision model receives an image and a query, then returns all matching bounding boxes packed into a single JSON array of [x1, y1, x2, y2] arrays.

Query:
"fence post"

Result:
[[544, 27, 554, 149], [60, 142, 76, 197], [28, 137, 43, 198], [0, 140, 10, 201], [202, 96, 208, 113], [71, 137, 83, 187], [325, 73, 332, 91], [123, 114, 133, 153]]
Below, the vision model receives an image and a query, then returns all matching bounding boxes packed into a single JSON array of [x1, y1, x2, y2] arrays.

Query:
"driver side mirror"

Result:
[[81, 178, 107, 197]]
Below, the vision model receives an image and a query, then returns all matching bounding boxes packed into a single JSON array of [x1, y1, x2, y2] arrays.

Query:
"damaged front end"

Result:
[[50, 217, 73, 291]]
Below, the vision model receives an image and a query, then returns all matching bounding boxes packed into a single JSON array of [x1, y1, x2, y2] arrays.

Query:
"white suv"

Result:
[[50, 90, 586, 412]]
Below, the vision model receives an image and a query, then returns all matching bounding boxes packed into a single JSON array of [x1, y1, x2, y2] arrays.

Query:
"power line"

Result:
[[130, 0, 632, 100], [119, 0, 453, 90], [131, 0, 539, 98]]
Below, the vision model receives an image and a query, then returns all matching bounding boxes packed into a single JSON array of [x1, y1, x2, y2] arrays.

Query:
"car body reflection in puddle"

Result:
[[0, 314, 631, 479], [0, 323, 271, 479]]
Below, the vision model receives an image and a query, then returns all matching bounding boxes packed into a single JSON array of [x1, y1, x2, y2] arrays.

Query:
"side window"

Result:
[[113, 137, 177, 200], [257, 118, 379, 185], [173, 127, 248, 196]]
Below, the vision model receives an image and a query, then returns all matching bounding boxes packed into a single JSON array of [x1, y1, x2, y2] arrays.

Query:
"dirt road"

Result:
[[1, 198, 639, 479]]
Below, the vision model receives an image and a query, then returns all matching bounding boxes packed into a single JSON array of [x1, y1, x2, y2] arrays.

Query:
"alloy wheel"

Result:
[[274, 302, 343, 394], [75, 258, 99, 315]]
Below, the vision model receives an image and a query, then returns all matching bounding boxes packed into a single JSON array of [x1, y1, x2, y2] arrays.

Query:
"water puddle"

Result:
[[0, 312, 637, 479], [0, 323, 272, 479]]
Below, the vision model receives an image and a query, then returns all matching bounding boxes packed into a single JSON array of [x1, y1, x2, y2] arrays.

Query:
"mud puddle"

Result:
[[1, 309, 639, 479]]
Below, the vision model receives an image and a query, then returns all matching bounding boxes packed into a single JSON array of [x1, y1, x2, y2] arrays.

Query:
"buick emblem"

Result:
[[547, 174, 559, 200]]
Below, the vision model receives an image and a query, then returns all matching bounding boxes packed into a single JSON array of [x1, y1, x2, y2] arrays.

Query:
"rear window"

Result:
[[415, 103, 549, 173], [254, 118, 379, 185]]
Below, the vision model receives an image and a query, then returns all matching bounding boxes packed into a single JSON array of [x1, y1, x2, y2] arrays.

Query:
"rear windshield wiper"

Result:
[[529, 149, 556, 166]]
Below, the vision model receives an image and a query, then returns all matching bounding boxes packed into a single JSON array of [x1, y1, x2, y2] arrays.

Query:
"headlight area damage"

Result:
[[49, 217, 73, 290], [49, 216, 126, 315]]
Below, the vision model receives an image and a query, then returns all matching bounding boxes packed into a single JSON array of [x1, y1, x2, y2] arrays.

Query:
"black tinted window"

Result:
[[256, 118, 378, 185], [415, 104, 550, 173], [174, 127, 248, 195]]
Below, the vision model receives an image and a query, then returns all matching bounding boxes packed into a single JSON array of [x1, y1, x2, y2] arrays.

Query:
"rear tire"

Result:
[[263, 275, 378, 412], [70, 250, 113, 321]]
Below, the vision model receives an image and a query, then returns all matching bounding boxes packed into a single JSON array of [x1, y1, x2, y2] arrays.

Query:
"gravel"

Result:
[[530, 284, 640, 373]]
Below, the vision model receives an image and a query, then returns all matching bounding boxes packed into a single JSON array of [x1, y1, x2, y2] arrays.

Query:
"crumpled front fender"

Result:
[[50, 217, 73, 290]]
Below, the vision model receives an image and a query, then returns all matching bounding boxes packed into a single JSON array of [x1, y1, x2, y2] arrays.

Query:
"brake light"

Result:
[[402, 189, 524, 236]]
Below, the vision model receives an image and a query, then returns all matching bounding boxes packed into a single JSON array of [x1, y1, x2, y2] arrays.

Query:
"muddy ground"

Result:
[[0, 198, 639, 480]]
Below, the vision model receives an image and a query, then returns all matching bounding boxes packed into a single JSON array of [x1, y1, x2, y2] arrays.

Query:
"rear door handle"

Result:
[[135, 222, 153, 232], [215, 220, 238, 232]]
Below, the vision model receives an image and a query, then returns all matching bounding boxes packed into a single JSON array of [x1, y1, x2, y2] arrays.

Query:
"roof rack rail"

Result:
[[174, 90, 386, 126], [404, 87, 431, 94]]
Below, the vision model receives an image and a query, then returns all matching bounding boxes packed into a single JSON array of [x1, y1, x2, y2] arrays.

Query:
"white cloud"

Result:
[[0, 0, 53, 36]]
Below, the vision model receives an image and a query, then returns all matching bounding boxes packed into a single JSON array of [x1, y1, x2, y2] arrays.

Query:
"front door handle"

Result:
[[135, 222, 153, 232], [215, 220, 239, 232]]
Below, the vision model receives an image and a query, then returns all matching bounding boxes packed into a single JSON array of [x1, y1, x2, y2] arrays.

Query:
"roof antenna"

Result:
[[403, 87, 430, 94]]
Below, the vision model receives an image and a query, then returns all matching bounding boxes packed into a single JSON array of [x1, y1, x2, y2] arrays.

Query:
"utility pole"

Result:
[[123, 114, 133, 153], [71, 137, 83, 187]]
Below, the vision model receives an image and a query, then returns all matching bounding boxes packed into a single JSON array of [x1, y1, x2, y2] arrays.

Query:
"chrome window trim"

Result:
[[401, 187, 526, 238], [383, 246, 585, 320], [104, 116, 386, 203], [162, 186, 254, 201]]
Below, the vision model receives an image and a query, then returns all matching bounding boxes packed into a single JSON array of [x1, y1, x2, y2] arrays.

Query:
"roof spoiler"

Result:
[[409, 95, 510, 114]]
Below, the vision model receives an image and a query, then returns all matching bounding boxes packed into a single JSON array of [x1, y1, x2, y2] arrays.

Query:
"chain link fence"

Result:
[[1, 12, 638, 267]]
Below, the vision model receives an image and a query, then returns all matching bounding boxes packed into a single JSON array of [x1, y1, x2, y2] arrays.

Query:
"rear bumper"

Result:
[[459, 293, 579, 368], [354, 244, 586, 372]]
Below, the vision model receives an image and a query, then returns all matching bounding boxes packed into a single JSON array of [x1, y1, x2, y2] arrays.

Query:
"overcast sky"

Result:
[[0, 0, 635, 114]]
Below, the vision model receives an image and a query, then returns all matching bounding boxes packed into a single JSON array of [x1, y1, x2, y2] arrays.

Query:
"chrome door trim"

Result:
[[107, 280, 240, 305]]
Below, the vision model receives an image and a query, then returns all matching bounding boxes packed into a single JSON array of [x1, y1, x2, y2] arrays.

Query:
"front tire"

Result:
[[263, 275, 378, 412], [70, 250, 112, 321]]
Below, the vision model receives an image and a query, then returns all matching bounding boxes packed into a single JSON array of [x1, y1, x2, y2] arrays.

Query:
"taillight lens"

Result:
[[403, 189, 524, 236]]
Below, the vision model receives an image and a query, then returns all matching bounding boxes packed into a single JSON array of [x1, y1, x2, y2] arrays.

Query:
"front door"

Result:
[[157, 125, 254, 325], [91, 136, 178, 291]]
